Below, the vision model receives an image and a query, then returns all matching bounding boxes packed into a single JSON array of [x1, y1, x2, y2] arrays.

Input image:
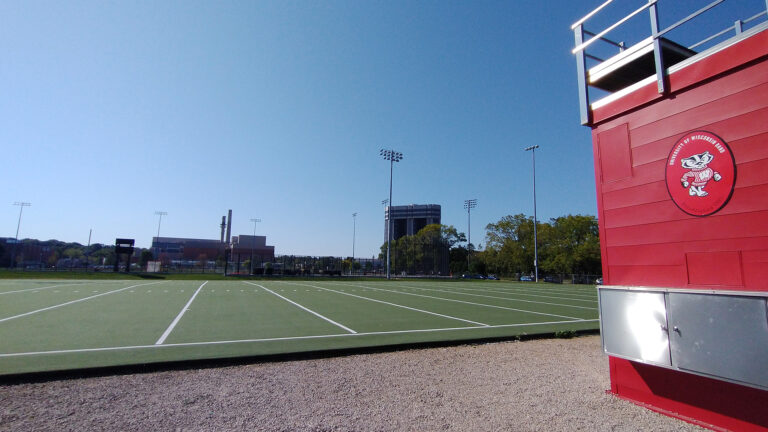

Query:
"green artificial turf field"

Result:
[[0, 279, 599, 376]]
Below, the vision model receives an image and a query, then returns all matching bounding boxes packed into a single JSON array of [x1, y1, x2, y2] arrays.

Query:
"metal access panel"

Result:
[[668, 292, 768, 390], [599, 288, 671, 366]]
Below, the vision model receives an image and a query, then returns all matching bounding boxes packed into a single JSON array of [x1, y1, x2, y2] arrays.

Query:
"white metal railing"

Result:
[[571, 0, 768, 125]]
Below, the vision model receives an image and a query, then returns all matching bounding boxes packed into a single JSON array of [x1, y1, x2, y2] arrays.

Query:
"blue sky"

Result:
[[2, 1, 763, 257]]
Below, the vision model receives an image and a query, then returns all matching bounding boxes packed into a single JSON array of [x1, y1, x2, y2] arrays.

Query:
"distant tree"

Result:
[[483, 213, 601, 277], [484, 214, 536, 276], [540, 215, 601, 275], [449, 246, 468, 275], [63, 247, 83, 260], [139, 250, 154, 269], [47, 250, 60, 267], [379, 224, 466, 275], [91, 247, 116, 266]]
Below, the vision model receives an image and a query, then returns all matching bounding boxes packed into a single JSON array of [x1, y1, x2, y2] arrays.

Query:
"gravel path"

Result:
[[0, 335, 704, 431]]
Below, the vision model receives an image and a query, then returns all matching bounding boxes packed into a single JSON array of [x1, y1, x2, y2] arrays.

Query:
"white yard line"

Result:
[[467, 285, 598, 299], [0, 281, 164, 324], [333, 282, 584, 321], [0, 281, 96, 295], [245, 282, 357, 334], [436, 285, 597, 303], [279, 281, 489, 327], [0, 319, 598, 358], [155, 281, 208, 345], [397, 284, 598, 311]]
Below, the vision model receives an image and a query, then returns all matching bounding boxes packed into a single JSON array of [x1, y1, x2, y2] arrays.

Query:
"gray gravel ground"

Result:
[[0, 335, 705, 431]]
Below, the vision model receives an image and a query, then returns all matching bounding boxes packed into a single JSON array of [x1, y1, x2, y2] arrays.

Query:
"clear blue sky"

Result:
[[2, 1, 762, 257]]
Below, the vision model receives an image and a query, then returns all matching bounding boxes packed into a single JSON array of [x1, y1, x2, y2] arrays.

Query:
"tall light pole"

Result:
[[463, 199, 477, 269], [154, 211, 167, 259], [381, 199, 388, 277], [351, 212, 357, 275], [380, 149, 403, 280], [11, 202, 31, 268], [250, 218, 261, 275], [524, 145, 540, 282]]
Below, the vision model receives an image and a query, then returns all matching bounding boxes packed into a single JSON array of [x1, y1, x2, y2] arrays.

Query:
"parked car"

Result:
[[596, 277, 603, 285], [543, 275, 562, 284], [486, 275, 499, 280], [519, 275, 534, 282]]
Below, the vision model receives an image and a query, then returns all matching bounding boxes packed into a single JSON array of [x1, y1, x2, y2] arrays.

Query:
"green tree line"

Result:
[[380, 214, 601, 278]]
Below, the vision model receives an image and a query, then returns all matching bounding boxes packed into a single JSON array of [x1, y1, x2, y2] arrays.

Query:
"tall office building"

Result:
[[384, 204, 441, 241]]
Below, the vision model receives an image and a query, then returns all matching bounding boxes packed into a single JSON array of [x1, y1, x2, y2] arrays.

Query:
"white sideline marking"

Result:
[[155, 281, 208, 345], [340, 283, 583, 321], [279, 281, 489, 327], [471, 284, 598, 300], [0, 282, 94, 295], [0, 319, 599, 358], [0, 282, 164, 324], [245, 282, 357, 334], [398, 284, 598, 311], [436, 284, 597, 303]]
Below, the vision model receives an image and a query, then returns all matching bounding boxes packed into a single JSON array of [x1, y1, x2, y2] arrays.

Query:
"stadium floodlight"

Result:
[[463, 199, 477, 268], [524, 145, 540, 282], [250, 218, 261, 275], [380, 149, 403, 280], [351, 212, 357, 275], [154, 211, 167, 259], [11, 202, 31, 268]]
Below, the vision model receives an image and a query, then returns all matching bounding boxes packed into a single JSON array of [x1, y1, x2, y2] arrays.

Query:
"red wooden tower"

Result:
[[572, 1, 768, 430]]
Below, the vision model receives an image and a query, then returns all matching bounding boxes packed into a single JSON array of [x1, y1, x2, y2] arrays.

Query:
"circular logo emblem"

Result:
[[665, 131, 736, 217]]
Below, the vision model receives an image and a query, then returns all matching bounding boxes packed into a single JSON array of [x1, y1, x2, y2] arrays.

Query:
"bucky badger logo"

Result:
[[680, 151, 722, 197], [666, 131, 736, 217]]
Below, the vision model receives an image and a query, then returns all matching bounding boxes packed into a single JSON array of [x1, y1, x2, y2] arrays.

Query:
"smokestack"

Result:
[[226, 209, 232, 244], [220, 216, 226, 243]]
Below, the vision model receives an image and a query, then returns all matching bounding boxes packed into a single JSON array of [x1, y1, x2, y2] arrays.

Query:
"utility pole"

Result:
[[381, 199, 388, 277], [351, 212, 357, 276], [524, 145, 540, 282], [250, 218, 261, 275], [11, 202, 31, 268], [154, 211, 167, 259], [86, 228, 92, 272], [463, 199, 477, 270]]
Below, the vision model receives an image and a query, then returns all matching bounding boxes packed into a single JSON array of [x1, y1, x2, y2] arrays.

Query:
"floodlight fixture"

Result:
[[380, 148, 403, 279], [464, 199, 478, 268], [524, 145, 540, 282]]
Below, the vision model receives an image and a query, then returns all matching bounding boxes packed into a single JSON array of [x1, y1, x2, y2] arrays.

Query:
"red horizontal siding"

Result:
[[617, 59, 768, 130], [609, 357, 768, 431], [629, 83, 768, 146], [605, 210, 768, 247], [606, 236, 768, 266], [604, 183, 768, 229], [602, 180, 668, 210], [593, 51, 768, 290], [633, 130, 768, 171]]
